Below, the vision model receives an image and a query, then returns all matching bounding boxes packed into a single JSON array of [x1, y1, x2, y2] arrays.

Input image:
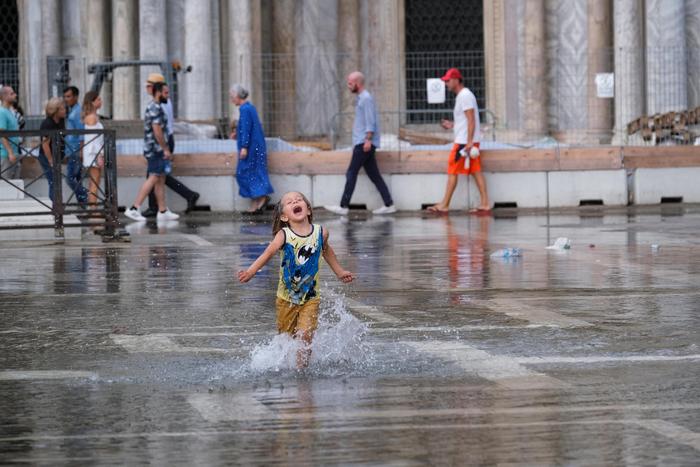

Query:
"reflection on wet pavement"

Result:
[[1, 208, 700, 464]]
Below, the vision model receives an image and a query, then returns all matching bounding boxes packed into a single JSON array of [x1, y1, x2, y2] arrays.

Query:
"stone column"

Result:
[[270, 0, 296, 138], [587, 0, 613, 142], [227, 0, 264, 124], [361, 0, 403, 139], [211, 0, 224, 120], [41, 0, 62, 100], [182, 0, 215, 120], [139, 0, 167, 114], [61, 0, 88, 92], [519, 0, 548, 138], [546, 0, 588, 141], [112, 0, 138, 120], [86, 0, 111, 116], [337, 0, 361, 145], [167, 0, 185, 61], [686, 0, 700, 108], [17, 0, 43, 115], [613, 0, 644, 144], [645, 0, 686, 114], [483, 0, 507, 131], [166, 0, 185, 118], [295, 0, 339, 137]]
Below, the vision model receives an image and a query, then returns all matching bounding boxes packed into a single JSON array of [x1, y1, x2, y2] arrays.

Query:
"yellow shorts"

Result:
[[276, 297, 320, 335]]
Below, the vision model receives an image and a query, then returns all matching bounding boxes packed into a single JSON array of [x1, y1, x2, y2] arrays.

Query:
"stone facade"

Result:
[[13, 0, 698, 144]]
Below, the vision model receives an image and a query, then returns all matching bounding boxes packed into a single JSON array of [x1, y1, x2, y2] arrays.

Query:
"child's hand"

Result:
[[337, 270, 354, 283], [238, 269, 255, 283]]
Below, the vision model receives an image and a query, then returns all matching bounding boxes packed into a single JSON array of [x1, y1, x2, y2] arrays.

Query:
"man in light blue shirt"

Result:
[[62, 86, 88, 204], [325, 71, 395, 215]]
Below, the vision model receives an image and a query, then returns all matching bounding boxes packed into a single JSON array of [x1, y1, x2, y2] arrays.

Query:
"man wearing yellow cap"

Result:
[[141, 73, 200, 217]]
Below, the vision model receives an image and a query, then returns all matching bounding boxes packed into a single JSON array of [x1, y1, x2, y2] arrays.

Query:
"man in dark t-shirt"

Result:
[[38, 97, 66, 202]]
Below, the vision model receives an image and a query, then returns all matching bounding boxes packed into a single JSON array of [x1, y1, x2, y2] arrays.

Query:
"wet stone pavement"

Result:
[[1, 207, 700, 465]]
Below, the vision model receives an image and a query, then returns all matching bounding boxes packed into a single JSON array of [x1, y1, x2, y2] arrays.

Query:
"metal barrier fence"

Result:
[[2, 49, 698, 150], [0, 128, 124, 241]]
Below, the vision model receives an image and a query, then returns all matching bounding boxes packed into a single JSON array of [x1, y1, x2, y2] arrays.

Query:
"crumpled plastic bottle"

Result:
[[490, 248, 522, 259], [546, 237, 571, 250]]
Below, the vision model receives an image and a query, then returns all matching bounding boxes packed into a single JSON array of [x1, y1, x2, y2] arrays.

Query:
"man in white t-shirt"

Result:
[[428, 68, 490, 213]]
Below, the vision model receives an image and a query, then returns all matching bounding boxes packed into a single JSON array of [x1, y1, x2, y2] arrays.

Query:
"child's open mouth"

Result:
[[293, 206, 303, 215]]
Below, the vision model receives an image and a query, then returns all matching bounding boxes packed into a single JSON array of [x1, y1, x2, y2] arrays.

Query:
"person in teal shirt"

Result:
[[0, 85, 21, 179]]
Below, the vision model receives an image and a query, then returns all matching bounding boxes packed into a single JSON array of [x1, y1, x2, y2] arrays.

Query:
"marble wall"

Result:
[[12, 0, 697, 143]]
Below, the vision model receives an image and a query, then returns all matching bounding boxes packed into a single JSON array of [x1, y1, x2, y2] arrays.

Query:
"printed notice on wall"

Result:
[[595, 73, 614, 98], [427, 78, 446, 104]]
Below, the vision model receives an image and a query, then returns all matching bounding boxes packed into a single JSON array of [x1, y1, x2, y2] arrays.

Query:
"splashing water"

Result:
[[249, 292, 372, 373]]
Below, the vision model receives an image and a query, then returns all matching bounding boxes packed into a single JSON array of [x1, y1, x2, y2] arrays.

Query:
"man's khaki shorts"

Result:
[[276, 297, 320, 335]]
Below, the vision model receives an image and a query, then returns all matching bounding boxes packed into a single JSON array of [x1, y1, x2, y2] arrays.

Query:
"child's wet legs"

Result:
[[296, 329, 315, 369]]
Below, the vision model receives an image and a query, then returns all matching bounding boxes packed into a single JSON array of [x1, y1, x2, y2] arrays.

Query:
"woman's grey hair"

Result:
[[230, 84, 249, 99]]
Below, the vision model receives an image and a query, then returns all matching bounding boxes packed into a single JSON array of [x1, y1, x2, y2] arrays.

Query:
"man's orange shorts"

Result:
[[447, 142, 481, 175]]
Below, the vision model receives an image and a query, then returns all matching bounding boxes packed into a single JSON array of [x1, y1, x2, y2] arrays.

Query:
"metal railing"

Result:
[[329, 108, 498, 150], [0, 128, 124, 241], [3, 48, 699, 150]]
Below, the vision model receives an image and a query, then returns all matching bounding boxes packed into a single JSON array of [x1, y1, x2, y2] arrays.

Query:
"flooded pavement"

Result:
[[1, 206, 700, 465]]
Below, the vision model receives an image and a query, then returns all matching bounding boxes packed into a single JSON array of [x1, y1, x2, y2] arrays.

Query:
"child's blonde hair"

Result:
[[272, 192, 313, 236]]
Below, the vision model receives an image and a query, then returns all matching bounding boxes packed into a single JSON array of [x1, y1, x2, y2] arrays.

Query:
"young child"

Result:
[[238, 191, 354, 368]]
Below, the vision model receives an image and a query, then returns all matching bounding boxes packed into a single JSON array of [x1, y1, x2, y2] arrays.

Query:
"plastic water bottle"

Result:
[[469, 146, 480, 158], [546, 237, 571, 250], [458, 146, 470, 169], [490, 248, 522, 259], [164, 160, 172, 175]]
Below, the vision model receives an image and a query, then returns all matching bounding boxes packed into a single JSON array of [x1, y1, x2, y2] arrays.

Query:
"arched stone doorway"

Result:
[[404, 0, 485, 124]]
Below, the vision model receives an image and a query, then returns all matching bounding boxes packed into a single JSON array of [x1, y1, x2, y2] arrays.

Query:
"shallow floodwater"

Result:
[[1, 207, 700, 465]]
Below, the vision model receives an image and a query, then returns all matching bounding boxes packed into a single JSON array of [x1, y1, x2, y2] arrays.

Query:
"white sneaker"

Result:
[[324, 205, 349, 216], [157, 209, 180, 221], [372, 205, 397, 215], [124, 207, 146, 222]]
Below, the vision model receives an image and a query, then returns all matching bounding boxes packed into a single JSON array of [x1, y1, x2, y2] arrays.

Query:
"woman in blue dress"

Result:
[[230, 84, 274, 213]]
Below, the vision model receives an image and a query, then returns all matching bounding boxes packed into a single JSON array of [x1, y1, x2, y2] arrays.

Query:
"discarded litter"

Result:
[[490, 248, 522, 259], [546, 237, 571, 250], [651, 244, 660, 251]]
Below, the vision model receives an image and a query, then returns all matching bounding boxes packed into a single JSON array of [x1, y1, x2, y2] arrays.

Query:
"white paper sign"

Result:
[[595, 73, 614, 98], [426, 78, 446, 104]]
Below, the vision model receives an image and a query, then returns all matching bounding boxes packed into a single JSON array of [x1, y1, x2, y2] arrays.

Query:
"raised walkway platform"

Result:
[[16, 145, 700, 212]]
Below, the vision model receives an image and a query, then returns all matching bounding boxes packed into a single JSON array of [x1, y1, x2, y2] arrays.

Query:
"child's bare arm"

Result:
[[322, 228, 354, 283], [238, 231, 285, 282]]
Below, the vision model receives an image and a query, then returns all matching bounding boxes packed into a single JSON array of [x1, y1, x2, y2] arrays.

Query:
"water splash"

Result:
[[248, 292, 372, 374]]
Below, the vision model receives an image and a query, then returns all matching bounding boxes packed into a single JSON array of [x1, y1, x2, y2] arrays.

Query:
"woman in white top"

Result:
[[81, 91, 104, 207]]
